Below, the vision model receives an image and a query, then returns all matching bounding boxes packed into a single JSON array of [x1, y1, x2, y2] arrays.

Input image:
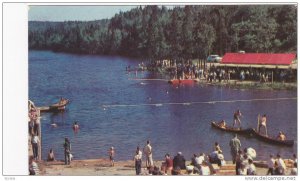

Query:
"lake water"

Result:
[[29, 50, 297, 161]]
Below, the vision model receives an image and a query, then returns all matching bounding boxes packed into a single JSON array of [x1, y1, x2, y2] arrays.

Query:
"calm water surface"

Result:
[[29, 51, 297, 161]]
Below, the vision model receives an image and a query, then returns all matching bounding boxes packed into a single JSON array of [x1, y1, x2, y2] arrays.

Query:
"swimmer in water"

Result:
[[73, 121, 80, 130]]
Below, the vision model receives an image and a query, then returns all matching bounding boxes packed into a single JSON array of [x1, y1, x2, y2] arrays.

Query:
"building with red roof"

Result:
[[220, 52, 297, 69]]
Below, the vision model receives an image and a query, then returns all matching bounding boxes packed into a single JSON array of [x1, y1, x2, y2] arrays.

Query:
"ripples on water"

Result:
[[29, 51, 297, 161]]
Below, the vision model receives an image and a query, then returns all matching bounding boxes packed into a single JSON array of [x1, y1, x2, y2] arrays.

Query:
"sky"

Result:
[[28, 6, 139, 21]]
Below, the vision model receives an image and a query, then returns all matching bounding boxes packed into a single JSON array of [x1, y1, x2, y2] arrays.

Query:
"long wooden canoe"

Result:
[[211, 121, 252, 134], [39, 99, 69, 112], [249, 128, 294, 147]]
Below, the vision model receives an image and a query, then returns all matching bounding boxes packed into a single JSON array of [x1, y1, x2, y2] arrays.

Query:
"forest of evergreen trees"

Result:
[[29, 5, 297, 61]]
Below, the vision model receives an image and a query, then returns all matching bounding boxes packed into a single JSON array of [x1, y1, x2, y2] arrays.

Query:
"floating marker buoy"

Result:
[[51, 123, 57, 127]]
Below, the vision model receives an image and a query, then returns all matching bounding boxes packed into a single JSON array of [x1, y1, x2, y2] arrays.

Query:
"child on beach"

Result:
[[108, 147, 115, 167], [134, 147, 142, 175]]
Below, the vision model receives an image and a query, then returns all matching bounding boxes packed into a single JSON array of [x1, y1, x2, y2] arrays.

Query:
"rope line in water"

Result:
[[128, 78, 168, 81], [102, 97, 297, 108]]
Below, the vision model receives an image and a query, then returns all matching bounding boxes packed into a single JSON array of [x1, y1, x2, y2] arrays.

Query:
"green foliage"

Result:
[[29, 5, 297, 60]]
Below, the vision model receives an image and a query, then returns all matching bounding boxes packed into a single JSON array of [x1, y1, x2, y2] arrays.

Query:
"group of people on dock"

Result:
[[148, 59, 296, 83]]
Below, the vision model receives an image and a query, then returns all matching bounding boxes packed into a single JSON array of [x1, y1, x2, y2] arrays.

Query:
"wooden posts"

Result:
[[272, 71, 274, 84], [38, 120, 42, 160]]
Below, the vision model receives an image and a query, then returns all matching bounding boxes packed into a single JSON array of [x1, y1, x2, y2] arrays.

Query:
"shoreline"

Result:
[[37, 158, 295, 176], [36, 158, 261, 176], [201, 80, 297, 91]]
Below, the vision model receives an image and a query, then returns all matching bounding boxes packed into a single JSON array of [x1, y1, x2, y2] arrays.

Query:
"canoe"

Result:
[[39, 99, 69, 112], [250, 128, 294, 146], [49, 99, 69, 111], [211, 121, 252, 134], [168, 79, 197, 84]]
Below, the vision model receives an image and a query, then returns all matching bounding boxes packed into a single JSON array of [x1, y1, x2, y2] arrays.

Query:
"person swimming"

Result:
[[73, 121, 79, 131]]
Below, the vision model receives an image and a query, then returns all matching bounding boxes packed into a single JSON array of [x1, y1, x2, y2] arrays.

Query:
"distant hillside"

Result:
[[29, 5, 297, 60]]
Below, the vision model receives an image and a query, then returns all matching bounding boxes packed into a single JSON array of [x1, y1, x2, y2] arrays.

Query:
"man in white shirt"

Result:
[[277, 154, 286, 175], [134, 147, 142, 175], [143, 140, 153, 168], [267, 154, 275, 175], [196, 153, 205, 165]]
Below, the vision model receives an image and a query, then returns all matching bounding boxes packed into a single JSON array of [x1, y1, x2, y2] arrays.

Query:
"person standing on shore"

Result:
[[108, 147, 115, 167], [235, 150, 243, 175], [31, 133, 40, 160], [277, 154, 286, 175], [143, 140, 153, 169], [233, 109, 242, 128], [229, 134, 241, 164], [134, 147, 142, 175], [267, 154, 275, 175], [63, 138, 71, 165]]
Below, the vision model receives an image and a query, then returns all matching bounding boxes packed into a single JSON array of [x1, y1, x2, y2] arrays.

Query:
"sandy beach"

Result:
[[36, 158, 280, 176]]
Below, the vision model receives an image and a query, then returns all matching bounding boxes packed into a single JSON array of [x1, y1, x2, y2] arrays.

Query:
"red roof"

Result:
[[221, 53, 296, 65]]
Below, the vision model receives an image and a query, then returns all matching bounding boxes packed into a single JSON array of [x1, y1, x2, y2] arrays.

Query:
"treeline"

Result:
[[29, 5, 297, 61]]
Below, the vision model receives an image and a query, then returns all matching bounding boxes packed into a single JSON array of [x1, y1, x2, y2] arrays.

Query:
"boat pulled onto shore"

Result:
[[168, 78, 200, 85]]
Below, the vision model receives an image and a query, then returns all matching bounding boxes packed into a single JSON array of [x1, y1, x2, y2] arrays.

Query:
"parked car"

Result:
[[207, 55, 222, 62]]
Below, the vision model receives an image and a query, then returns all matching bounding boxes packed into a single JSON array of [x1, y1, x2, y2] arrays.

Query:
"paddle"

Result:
[[257, 114, 260, 132], [265, 121, 268, 137]]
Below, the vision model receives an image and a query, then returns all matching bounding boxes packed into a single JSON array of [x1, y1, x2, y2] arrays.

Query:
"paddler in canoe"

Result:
[[218, 120, 226, 129], [277, 131, 286, 141], [59, 97, 68, 105], [233, 109, 242, 128], [258, 114, 268, 136]]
